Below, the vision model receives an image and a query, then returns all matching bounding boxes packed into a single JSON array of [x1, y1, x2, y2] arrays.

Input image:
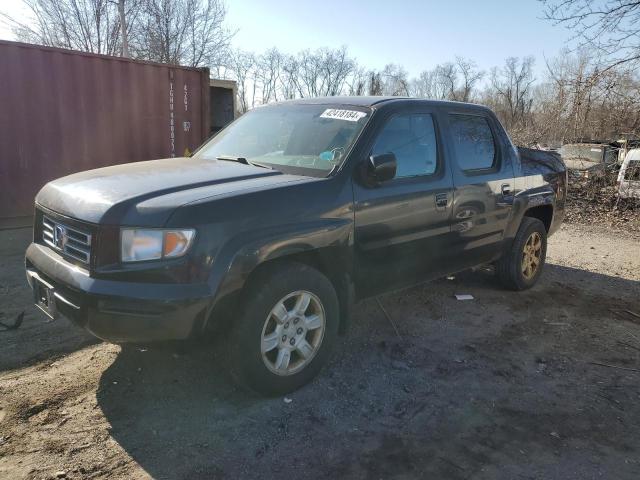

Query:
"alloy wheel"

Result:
[[521, 231, 543, 280], [260, 290, 326, 376]]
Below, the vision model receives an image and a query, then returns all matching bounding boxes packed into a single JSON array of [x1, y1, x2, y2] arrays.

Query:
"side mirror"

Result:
[[368, 153, 397, 183]]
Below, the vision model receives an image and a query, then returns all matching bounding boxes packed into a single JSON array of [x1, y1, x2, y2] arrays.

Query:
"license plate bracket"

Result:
[[33, 276, 58, 320]]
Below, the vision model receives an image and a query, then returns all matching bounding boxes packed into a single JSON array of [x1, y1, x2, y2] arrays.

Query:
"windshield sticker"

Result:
[[320, 109, 367, 122]]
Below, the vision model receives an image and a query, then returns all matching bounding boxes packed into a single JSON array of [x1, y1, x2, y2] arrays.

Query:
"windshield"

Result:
[[195, 104, 370, 175]]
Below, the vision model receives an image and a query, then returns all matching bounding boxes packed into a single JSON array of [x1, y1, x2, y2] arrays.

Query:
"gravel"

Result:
[[1, 222, 639, 479]]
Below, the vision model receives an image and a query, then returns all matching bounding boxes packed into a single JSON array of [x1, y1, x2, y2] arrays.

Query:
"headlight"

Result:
[[121, 228, 196, 262]]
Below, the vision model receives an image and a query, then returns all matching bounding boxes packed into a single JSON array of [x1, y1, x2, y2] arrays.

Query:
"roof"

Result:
[[280, 96, 483, 109], [282, 96, 404, 106]]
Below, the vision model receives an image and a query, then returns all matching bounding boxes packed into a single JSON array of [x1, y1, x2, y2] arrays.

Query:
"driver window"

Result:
[[372, 113, 437, 178]]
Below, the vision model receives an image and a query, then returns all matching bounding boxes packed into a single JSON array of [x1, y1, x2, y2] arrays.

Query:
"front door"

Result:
[[353, 110, 454, 297]]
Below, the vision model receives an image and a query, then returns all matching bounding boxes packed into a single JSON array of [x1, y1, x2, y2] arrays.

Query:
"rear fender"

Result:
[[503, 188, 556, 241]]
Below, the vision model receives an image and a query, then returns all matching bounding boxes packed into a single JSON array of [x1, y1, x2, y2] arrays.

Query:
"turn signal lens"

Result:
[[163, 230, 195, 258]]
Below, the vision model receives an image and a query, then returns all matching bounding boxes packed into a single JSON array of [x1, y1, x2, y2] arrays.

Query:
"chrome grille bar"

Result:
[[42, 216, 92, 264]]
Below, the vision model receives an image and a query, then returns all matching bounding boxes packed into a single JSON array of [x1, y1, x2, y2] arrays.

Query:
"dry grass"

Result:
[[566, 168, 640, 237]]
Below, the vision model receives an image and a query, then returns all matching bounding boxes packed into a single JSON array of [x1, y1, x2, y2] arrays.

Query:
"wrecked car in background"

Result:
[[618, 148, 640, 199], [559, 142, 618, 177]]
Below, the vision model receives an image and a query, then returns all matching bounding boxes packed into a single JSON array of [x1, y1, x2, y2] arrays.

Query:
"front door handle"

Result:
[[435, 192, 448, 210], [501, 183, 512, 196]]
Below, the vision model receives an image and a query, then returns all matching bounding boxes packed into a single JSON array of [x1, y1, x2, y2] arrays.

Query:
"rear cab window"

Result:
[[448, 114, 497, 172]]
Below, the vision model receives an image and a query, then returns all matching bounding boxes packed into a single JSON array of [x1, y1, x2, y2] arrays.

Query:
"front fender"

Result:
[[204, 218, 353, 321]]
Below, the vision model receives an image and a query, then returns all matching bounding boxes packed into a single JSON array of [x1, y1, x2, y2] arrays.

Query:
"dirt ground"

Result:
[[1, 223, 639, 479]]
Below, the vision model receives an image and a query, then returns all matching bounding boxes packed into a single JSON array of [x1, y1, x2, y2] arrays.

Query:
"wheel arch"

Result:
[[523, 204, 553, 232], [243, 249, 354, 334], [202, 222, 354, 336]]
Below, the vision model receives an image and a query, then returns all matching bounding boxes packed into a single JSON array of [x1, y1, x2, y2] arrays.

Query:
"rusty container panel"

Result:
[[0, 40, 212, 220]]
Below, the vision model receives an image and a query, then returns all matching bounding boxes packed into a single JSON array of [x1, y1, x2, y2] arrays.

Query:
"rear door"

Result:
[[443, 110, 516, 269], [353, 108, 455, 296]]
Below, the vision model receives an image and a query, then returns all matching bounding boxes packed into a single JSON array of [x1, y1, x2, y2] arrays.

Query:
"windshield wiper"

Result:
[[247, 160, 274, 170], [216, 155, 273, 170], [216, 155, 248, 163]]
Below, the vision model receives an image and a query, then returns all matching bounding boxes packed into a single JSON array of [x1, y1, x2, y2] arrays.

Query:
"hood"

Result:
[[36, 157, 308, 225]]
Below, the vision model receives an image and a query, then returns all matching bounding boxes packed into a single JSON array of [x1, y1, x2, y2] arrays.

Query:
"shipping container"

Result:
[[210, 79, 238, 134], [0, 40, 236, 224]]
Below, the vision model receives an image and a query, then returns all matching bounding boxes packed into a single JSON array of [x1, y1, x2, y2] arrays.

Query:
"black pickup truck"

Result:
[[26, 97, 566, 394]]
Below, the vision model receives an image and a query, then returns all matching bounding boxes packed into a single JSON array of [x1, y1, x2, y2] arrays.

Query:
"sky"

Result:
[[0, 0, 571, 78], [225, 0, 571, 77]]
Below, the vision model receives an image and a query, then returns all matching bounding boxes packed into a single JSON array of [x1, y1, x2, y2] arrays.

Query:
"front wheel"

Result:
[[496, 217, 548, 290], [227, 262, 339, 396]]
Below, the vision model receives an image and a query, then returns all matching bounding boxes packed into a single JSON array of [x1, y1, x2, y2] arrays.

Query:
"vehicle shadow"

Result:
[[96, 264, 640, 479]]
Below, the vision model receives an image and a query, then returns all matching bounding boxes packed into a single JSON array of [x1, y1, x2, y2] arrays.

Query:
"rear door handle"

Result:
[[435, 192, 448, 210]]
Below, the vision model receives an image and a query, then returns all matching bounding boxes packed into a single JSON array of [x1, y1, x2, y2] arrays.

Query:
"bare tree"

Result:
[[368, 71, 384, 95], [346, 66, 368, 96], [255, 47, 283, 103], [410, 57, 483, 101], [280, 54, 302, 99], [434, 62, 458, 99], [289, 47, 355, 97], [3, 0, 126, 55], [228, 49, 256, 113], [133, 0, 232, 67], [541, 0, 640, 71], [381, 64, 410, 96], [456, 56, 484, 102], [116, 0, 130, 57], [538, 48, 640, 143], [226, 46, 359, 110], [410, 70, 435, 98], [488, 56, 536, 131], [319, 46, 355, 96], [3, 0, 231, 66]]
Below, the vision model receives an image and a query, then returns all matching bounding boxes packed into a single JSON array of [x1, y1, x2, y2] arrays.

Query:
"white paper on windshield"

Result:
[[320, 109, 367, 122]]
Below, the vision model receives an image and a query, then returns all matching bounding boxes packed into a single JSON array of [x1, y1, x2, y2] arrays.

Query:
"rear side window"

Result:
[[372, 113, 438, 178], [448, 114, 496, 171]]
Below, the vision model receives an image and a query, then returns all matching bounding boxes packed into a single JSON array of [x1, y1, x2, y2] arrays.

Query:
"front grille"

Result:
[[42, 216, 92, 264]]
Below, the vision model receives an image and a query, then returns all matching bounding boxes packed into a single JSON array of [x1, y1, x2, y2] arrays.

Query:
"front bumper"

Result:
[[25, 243, 211, 343]]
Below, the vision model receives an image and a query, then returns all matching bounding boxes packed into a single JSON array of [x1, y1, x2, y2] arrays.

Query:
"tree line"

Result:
[[227, 46, 640, 147], [3, 0, 640, 146]]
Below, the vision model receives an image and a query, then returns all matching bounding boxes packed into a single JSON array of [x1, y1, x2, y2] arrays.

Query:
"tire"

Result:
[[496, 217, 547, 291], [227, 261, 339, 396]]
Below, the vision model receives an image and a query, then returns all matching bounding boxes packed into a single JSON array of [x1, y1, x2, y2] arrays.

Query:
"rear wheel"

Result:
[[496, 217, 547, 290], [227, 262, 339, 396]]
